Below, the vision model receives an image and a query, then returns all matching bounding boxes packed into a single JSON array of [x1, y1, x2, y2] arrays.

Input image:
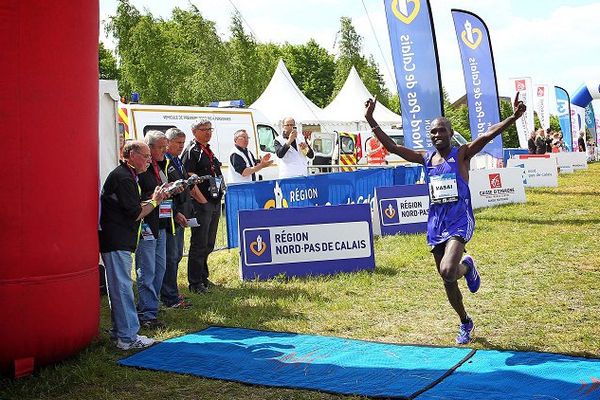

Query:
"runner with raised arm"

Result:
[[364, 94, 526, 344]]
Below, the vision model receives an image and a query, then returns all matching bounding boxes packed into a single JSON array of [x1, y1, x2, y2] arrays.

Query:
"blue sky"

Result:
[[100, 0, 600, 105]]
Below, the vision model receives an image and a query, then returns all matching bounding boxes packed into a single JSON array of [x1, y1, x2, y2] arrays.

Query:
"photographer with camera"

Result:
[[100, 141, 170, 350], [135, 130, 185, 329], [160, 128, 195, 309], [182, 119, 225, 294], [274, 117, 314, 179]]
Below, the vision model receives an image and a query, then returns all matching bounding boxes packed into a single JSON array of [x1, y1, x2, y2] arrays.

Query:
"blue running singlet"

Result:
[[423, 147, 475, 247]]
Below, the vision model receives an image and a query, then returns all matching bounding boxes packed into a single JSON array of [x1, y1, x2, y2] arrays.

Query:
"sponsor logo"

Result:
[[244, 229, 272, 264], [537, 86, 545, 97], [515, 80, 526, 91], [263, 181, 289, 209], [488, 173, 502, 189], [380, 199, 400, 225], [384, 204, 396, 219], [461, 20, 482, 50], [391, 0, 420, 24]]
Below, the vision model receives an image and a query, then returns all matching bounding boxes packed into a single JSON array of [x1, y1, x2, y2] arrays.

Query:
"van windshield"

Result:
[[258, 125, 276, 153]]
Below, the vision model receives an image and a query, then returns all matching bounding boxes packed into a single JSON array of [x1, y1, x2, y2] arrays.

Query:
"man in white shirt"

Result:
[[274, 117, 314, 179], [228, 129, 273, 184]]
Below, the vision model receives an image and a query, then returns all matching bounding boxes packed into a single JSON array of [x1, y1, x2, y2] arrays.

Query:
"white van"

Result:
[[118, 103, 281, 181]]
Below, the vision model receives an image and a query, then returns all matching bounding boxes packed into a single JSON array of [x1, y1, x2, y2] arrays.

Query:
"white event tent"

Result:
[[323, 66, 402, 132], [250, 59, 330, 132]]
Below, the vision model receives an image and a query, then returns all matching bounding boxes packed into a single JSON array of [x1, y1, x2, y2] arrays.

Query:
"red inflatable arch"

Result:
[[0, 0, 100, 377]]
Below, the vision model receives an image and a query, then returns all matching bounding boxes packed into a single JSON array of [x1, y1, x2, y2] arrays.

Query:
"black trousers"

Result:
[[187, 201, 221, 289]]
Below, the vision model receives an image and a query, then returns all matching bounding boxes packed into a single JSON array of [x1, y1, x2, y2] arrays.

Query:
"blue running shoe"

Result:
[[462, 255, 480, 293], [456, 317, 474, 345]]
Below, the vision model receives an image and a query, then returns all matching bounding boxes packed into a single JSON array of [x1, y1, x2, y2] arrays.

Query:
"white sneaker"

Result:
[[117, 335, 155, 350]]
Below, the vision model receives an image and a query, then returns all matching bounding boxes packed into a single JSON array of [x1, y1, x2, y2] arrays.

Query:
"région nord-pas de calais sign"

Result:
[[239, 204, 375, 281]]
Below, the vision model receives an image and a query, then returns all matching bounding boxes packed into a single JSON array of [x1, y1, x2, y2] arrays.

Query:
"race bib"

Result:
[[159, 199, 173, 219], [429, 173, 459, 204]]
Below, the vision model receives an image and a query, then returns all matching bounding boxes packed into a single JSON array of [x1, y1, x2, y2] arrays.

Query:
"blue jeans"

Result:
[[102, 251, 139, 343], [161, 225, 184, 305], [135, 228, 167, 321]]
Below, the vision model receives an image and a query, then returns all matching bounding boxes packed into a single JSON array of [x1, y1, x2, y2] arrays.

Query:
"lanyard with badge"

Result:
[[198, 143, 223, 198], [152, 160, 173, 219], [428, 173, 459, 204]]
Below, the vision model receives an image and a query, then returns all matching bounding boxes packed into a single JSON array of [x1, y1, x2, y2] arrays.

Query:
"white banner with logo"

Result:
[[470, 167, 526, 209], [550, 152, 588, 172], [507, 157, 558, 187], [509, 77, 535, 149], [534, 84, 551, 130]]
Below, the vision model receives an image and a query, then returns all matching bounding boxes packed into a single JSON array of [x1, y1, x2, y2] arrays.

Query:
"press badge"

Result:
[[140, 223, 154, 241], [429, 173, 459, 204], [159, 199, 173, 218]]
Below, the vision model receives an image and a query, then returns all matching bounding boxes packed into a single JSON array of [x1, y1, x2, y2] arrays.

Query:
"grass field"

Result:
[[2, 163, 599, 399]]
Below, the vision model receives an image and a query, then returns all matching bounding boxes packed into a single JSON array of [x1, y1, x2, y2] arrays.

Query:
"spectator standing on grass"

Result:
[[545, 128, 553, 153], [135, 131, 179, 329], [365, 93, 526, 344], [578, 131, 586, 153], [182, 119, 224, 294], [367, 136, 389, 165], [535, 129, 547, 154], [228, 129, 273, 183], [527, 130, 537, 154], [99, 141, 169, 350], [274, 117, 314, 179], [160, 128, 194, 309]]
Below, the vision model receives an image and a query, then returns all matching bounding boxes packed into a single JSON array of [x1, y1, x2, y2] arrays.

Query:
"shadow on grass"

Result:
[[477, 214, 600, 226], [472, 337, 599, 359], [529, 188, 600, 196], [167, 284, 326, 330]]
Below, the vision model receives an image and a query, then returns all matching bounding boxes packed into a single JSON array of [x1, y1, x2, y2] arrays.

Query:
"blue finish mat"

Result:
[[418, 349, 600, 400], [119, 326, 473, 398], [119, 327, 600, 399]]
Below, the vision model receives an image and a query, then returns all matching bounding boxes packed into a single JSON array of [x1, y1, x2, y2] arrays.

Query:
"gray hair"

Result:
[[191, 119, 211, 131], [233, 129, 248, 141], [144, 130, 167, 145], [165, 128, 186, 140], [123, 140, 147, 159]]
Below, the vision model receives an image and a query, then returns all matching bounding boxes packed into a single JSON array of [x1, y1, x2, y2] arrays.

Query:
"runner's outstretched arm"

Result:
[[364, 98, 424, 165], [464, 93, 526, 159]]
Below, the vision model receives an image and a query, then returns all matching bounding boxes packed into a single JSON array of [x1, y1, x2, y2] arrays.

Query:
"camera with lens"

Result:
[[208, 176, 226, 198], [162, 174, 211, 194]]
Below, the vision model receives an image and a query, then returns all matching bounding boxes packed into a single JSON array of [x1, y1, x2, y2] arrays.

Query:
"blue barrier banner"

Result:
[[375, 184, 429, 236], [502, 148, 529, 166], [452, 10, 502, 160], [393, 164, 424, 185], [554, 86, 572, 151], [585, 103, 597, 146], [225, 169, 394, 248], [384, 0, 442, 151], [239, 204, 375, 281]]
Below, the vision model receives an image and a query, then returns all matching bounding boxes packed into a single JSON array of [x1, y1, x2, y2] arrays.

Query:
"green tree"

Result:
[[549, 115, 561, 132], [281, 40, 335, 108], [332, 17, 390, 107], [105, 0, 141, 98], [226, 11, 262, 104], [442, 88, 470, 140], [165, 6, 229, 105], [500, 99, 520, 148], [99, 42, 119, 80]]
